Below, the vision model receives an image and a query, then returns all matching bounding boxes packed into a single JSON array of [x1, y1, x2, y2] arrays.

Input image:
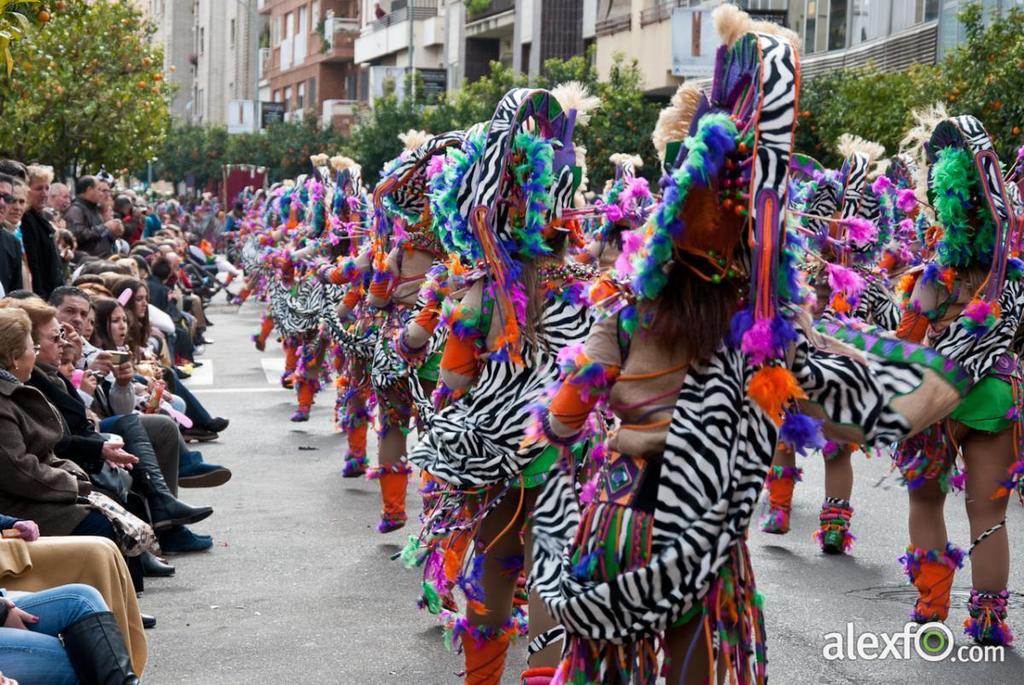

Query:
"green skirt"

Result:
[[416, 351, 442, 383], [949, 376, 1013, 434]]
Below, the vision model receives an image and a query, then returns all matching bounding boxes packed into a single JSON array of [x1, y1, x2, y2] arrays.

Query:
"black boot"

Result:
[[115, 416, 214, 529], [140, 550, 176, 577], [62, 611, 140, 685], [146, 489, 213, 530]]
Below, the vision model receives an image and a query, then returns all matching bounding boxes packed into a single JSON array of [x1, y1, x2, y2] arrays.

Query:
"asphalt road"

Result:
[[141, 300, 1024, 684]]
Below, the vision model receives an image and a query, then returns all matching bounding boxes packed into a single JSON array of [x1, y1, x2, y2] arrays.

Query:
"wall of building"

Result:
[[149, 0, 194, 121]]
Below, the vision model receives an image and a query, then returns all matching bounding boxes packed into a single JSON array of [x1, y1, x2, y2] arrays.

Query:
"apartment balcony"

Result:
[[321, 99, 361, 132], [466, 0, 514, 23], [594, 12, 630, 37], [465, 0, 514, 38], [323, 16, 358, 63], [367, 0, 438, 30], [640, 0, 701, 28], [354, 0, 443, 65]]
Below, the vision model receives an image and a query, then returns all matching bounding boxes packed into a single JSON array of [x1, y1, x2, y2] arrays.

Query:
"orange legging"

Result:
[[257, 316, 274, 343], [283, 343, 299, 375]]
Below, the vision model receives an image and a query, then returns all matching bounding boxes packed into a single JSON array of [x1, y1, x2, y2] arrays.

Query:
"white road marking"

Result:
[[190, 386, 289, 394], [261, 358, 286, 385], [183, 359, 213, 386]]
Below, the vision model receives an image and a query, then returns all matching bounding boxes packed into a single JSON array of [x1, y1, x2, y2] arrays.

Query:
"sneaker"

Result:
[[158, 525, 213, 553], [290, 407, 310, 422]]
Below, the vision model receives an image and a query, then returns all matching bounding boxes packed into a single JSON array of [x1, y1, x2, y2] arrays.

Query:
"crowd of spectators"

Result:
[[0, 158, 239, 684]]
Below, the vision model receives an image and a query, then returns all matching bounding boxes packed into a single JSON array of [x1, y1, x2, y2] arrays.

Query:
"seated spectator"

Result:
[[0, 307, 105, 540], [6, 297, 213, 573], [1, 513, 143, 680], [0, 581, 139, 684], [100, 282, 228, 441], [49, 286, 229, 553]]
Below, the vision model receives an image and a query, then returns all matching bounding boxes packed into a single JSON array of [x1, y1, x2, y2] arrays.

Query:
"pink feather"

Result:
[[896, 189, 917, 213], [826, 263, 866, 298], [871, 175, 892, 195], [842, 217, 877, 247], [740, 319, 776, 365]]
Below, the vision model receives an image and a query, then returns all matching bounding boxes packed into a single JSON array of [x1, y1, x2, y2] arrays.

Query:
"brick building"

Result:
[[259, 0, 363, 133]]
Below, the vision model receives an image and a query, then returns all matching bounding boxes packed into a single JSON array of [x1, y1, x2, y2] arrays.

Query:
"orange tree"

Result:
[[0, 0, 171, 177], [941, 2, 1024, 161]]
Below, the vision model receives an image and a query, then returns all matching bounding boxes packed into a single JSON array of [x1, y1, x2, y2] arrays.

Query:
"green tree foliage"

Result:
[[345, 77, 423, 186], [796, 3, 1024, 167], [0, 1, 172, 176], [157, 119, 347, 188], [0, 1, 45, 76], [940, 2, 1024, 161], [350, 52, 661, 192], [576, 55, 661, 189], [796, 64, 942, 167]]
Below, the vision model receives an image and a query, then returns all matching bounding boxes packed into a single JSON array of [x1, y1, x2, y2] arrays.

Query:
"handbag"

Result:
[[88, 462, 130, 504], [83, 491, 158, 558]]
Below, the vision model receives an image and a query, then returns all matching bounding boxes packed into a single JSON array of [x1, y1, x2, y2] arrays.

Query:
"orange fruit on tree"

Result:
[[37, 10, 50, 23]]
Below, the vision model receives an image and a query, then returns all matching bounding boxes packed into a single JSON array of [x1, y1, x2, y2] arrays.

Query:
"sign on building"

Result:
[[260, 101, 287, 128], [671, 9, 717, 79]]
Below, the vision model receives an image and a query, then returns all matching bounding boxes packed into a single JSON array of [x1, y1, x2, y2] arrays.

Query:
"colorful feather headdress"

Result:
[[591, 153, 653, 245], [429, 122, 488, 261], [926, 115, 1017, 295], [468, 87, 586, 363], [372, 130, 466, 246], [625, 5, 822, 451]]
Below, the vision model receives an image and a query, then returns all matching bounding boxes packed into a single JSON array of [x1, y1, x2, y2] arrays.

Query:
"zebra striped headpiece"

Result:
[[927, 115, 1016, 300]]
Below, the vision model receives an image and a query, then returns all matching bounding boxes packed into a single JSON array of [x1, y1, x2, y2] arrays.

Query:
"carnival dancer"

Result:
[[322, 154, 376, 476], [525, 6, 980, 683], [321, 129, 468, 532], [891, 112, 1024, 646], [398, 83, 599, 685], [760, 137, 900, 552], [574, 153, 654, 271]]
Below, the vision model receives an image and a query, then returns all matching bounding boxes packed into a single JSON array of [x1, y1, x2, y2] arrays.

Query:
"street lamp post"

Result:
[[147, 157, 158, 190]]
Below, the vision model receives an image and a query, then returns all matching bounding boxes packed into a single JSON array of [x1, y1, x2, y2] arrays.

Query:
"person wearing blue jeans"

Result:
[[0, 583, 138, 684]]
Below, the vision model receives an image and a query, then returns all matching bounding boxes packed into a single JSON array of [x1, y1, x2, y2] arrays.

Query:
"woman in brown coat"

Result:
[[0, 307, 113, 539]]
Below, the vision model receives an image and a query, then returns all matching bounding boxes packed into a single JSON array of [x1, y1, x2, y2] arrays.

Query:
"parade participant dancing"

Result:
[[404, 84, 598, 684], [526, 6, 978, 683], [893, 112, 1024, 646]]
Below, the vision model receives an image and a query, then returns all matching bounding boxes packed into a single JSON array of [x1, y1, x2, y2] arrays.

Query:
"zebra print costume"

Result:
[[526, 26, 977, 684], [409, 294, 592, 486]]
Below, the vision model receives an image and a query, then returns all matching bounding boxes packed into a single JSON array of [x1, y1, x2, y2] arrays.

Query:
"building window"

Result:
[[828, 0, 848, 51], [297, 82, 305, 110], [272, 16, 280, 45], [312, 0, 320, 23], [273, 89, 280, 102], [285, 11, 293, 38], [308, 77, 316, 106], [284, 86, 292, 109], [199, 27, 205, 55]]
